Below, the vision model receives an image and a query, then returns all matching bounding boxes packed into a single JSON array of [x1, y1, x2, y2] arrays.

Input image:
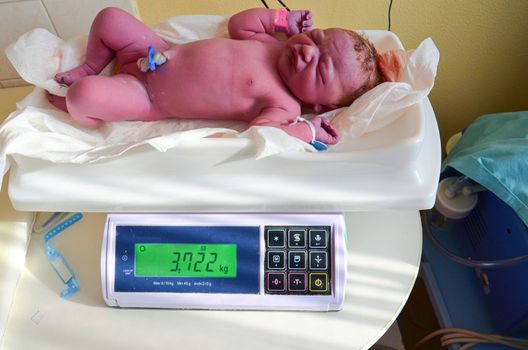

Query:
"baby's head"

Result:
[[278, 28, 382, 112]]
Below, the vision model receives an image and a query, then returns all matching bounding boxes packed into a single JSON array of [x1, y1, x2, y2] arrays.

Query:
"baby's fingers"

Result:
[[312, 117, 339, 145], [321, 120, 340, 144], [301, 11, 313, 31]]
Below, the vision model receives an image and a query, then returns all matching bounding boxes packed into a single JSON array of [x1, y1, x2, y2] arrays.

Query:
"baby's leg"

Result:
[[56, 7, 168, 85], [66, 73, 163, 127]]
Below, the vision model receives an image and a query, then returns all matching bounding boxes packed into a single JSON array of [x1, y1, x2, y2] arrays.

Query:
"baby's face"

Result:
[[278, 28, 365, 109]]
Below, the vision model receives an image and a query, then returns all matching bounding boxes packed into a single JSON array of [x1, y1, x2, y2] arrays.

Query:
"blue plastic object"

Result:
[[455, 189, 528, 335], [44, 213, 83, 298], [310, 140, 328, 152], [423, 175, 528, 343]]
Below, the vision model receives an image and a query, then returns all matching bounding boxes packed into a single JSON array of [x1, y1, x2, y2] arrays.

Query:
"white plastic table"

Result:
[[1, 210, 421, 350]]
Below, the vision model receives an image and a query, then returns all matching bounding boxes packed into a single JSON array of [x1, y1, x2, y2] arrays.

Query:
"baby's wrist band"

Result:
[[295, 117, 329, 152], [295, 116, 316, 143], [273, 8, 289, 34]]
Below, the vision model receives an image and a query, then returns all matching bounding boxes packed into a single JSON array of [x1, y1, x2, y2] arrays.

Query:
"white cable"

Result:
[[414, 327, 528, 350]]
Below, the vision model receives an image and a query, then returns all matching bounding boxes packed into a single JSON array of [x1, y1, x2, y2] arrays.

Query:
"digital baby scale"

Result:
[[101, 213, 347, 311]]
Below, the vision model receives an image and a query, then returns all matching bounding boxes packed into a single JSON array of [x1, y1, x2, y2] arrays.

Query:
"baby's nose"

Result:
[[301, 44, 317, 63]]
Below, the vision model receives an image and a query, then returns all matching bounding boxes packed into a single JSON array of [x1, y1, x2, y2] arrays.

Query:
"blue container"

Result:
[[450, 189, 528, 335]]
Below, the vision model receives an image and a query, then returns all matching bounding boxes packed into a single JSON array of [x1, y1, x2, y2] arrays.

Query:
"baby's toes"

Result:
[[54, 72, 71, 86]]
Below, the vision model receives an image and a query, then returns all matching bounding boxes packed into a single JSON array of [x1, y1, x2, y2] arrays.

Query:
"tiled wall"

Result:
[[0, 0, 137, 88]]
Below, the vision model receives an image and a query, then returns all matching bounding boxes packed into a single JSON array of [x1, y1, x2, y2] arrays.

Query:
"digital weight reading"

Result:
[[101, 213, 347, 310], [135, 243, 237, 277]]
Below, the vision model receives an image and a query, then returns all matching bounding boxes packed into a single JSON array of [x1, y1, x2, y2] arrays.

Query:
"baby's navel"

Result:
[[246, 79, 254, 87]]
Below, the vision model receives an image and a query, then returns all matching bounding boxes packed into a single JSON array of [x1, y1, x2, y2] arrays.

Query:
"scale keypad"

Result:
[[264, 226, 331, 295]]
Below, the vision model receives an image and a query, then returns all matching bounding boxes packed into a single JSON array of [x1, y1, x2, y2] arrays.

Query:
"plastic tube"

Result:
[[421, 211, 528, 269]]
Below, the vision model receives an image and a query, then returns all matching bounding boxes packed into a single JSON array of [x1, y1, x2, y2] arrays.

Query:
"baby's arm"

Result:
[[249, 108, 339, 145], [228, 8, 312, 43]]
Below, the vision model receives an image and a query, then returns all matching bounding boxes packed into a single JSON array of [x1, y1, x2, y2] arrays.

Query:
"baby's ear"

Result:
[[314, 104, 338, 114]]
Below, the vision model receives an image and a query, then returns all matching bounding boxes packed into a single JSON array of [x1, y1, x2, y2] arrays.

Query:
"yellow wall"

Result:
[[0, 86, 32, 120], [136, 0, 528, 147]]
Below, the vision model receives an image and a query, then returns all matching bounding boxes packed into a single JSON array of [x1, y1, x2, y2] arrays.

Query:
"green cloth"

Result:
[[442, 111, 528, 226]]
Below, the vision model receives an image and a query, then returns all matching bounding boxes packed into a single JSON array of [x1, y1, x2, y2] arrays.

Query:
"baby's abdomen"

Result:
[[144, 40, 265, 121]]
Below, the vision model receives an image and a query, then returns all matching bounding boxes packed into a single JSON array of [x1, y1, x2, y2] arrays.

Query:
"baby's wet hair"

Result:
[[340, 30, 383, 106]]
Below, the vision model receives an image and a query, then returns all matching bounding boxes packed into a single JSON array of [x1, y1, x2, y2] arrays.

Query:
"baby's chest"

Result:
[[146, 41, 297, 118], [174, 58, 283, 94], [187, 42, 279, 87]]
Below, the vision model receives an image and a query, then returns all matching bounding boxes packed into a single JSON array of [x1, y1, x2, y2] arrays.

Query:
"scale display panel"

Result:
[[101, 213, 346, 311], [134, 243, 237, 278]]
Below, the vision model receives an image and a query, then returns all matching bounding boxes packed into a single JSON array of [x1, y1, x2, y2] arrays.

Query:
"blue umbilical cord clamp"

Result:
[[137, 46, 167, 72], [148, 46, 156, 71], [44, 213, 83, 298]]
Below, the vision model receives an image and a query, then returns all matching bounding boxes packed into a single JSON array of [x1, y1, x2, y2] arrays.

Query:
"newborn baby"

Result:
[[48, 7, 385, 145]]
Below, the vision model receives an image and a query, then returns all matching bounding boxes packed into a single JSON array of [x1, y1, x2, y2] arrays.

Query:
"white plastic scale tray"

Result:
[[6, 32, 441, 213], [7, 100, 439, 212]]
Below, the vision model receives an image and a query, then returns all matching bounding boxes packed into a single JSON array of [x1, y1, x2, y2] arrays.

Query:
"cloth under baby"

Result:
[[1, 15, 439, 186]]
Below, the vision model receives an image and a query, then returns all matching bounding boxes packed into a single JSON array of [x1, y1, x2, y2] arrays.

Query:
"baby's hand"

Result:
[[311, 117, 340, 145], [287, 10, 313, 36]]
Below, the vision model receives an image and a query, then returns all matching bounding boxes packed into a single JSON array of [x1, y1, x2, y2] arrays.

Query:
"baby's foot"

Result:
[[46, 91, 68, 112], [55, 64, 95, 86], [46, 91, 101, 127]]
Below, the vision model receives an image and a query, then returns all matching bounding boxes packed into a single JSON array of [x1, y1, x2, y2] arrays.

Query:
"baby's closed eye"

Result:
[[317, 55, 333, 81]]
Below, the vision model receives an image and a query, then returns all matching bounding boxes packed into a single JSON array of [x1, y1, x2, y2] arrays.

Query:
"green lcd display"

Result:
[[135, 243, 237, 277]]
